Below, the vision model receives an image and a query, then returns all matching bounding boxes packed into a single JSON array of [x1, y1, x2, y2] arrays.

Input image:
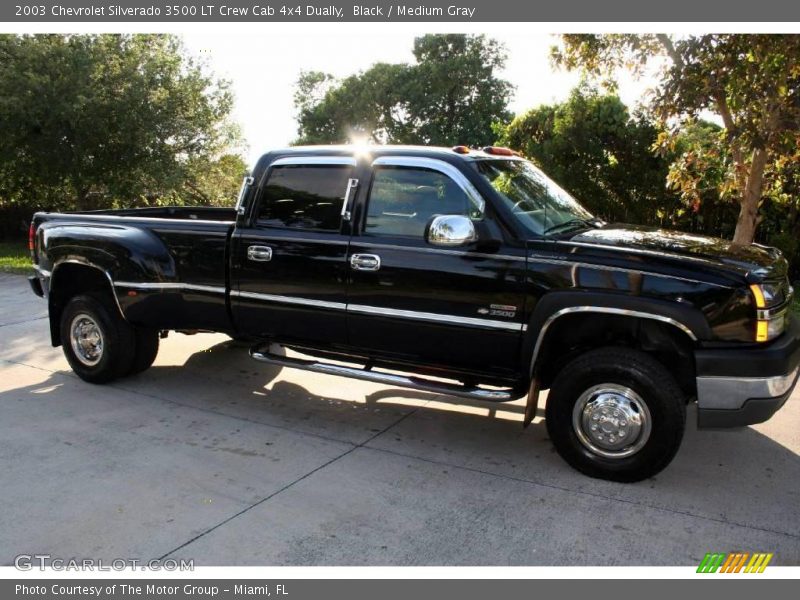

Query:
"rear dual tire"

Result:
[[130, 327, 160, 375], [60, 293, 159, 384]]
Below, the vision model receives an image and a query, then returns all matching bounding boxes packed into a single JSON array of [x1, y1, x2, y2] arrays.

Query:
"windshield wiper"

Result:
[[543, 218, 595, 236]]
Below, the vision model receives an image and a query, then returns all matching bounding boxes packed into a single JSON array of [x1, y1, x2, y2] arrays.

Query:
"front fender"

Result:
[[522, 290, 710, 376]]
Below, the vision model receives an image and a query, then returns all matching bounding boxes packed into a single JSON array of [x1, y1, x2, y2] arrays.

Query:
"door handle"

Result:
[[350, 253, 381, 272], [247, 245, 273, 262]]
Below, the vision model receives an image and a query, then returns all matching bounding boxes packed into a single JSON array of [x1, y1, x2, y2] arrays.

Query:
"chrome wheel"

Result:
[[69, 313, 104, 366], [572, 383, 652, 459]]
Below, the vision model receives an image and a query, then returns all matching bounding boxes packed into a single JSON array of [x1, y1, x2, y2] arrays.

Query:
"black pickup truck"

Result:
[[28, 145, 799, 482]]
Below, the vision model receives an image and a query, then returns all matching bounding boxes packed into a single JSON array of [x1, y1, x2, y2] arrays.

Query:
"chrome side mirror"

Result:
[[426, 215, 477, 247]]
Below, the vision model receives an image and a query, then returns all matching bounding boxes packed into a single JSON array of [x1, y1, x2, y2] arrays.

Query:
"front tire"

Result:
[[545, 347, 686, 482], [60, 293, 136, 384]]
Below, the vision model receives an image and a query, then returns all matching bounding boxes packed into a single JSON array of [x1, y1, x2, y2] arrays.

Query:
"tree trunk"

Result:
[[732, 147, 769, 246]]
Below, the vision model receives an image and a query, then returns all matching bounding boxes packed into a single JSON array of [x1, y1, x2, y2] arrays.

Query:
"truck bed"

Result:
[[32, 205, 237, 334]]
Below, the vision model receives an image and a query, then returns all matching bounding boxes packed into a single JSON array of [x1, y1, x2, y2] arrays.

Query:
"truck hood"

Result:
[[569, 224, 787, 281]]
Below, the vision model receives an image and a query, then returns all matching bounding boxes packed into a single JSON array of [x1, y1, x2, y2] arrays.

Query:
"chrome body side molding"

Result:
[[231, 290, 524, 331], [231, 290, 347, 311], [115, 281, 227, 295], [347, 303, 525, 332]]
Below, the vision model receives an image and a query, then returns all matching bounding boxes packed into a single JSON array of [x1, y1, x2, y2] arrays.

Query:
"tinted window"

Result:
[[475, 159, 595, 236], [258, 165, 351, 231], [365, 167, 479, 238]]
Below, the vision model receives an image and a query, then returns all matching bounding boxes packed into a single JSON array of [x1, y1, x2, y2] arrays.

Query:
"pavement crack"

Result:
[[1, 355, 427, 559], [0, 316, 48, 328], [156, 405, 423, 560], [156, 446, 358, 561], [361, 444, 800, 542], [0, 357, 69, 375], [4, 353, 797, 551]]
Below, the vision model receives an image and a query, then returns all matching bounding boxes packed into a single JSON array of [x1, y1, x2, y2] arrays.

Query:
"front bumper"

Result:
[[695, 317, 800, 428]]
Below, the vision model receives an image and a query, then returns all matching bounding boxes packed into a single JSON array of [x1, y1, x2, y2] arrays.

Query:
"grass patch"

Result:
[[0, 240, 32, 275]]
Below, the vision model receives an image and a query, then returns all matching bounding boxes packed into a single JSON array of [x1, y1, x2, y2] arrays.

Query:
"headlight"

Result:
[[751, 283, 790, 342], [761, 282, 787, 305]]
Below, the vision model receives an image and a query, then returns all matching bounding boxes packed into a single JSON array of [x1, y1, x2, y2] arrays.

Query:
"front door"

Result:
[[230, 156, 357, 346], [346, 156, 527, 379]]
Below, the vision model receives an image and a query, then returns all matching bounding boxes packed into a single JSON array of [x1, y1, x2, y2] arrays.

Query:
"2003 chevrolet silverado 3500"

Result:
[[28, 145, 800, 482]]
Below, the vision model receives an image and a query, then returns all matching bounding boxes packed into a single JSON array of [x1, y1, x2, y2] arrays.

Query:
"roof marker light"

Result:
[[482, 146, 517, 156], [451, 145, 471, 154]]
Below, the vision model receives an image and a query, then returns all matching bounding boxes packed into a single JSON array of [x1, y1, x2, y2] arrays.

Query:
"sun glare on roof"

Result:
[[346, 131, 373, 158]]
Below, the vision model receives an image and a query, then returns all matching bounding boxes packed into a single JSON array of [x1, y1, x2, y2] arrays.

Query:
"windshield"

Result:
[[474, 159, 596, 237]]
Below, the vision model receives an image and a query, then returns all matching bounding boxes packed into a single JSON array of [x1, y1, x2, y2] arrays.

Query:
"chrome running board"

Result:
[[249, 344, 515, 402]]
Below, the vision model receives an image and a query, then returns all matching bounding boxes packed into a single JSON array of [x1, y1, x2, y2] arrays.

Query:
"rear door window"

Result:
[[258, 164, 352, 231]]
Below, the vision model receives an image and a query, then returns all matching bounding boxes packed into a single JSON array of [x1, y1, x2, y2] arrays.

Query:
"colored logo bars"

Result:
[[697, 552, 774, 573]]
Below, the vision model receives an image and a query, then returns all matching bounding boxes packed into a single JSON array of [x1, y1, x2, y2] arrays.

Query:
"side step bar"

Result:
[[250, 344, 516, 402]]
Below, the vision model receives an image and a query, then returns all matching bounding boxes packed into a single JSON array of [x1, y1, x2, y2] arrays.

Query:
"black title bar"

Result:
[[3, 0, 800, 22]]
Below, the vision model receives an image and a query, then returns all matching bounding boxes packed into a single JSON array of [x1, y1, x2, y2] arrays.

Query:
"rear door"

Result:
[[230, 156, 357, 346], [345, 156, 527, 377]]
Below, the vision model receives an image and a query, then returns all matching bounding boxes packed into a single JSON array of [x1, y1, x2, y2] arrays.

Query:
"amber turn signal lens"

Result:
[[756, 320, 769, 342], [750, 284, 766, 308]]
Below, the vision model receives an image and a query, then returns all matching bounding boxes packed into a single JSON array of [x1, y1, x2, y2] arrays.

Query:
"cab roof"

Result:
[[257, 144, 518, 164]]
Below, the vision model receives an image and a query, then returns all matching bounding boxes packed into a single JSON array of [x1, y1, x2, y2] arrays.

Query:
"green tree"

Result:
[[759, 147, 800, 270], [498, 87, 682, 227], [295, 34, 513, 146], [0, 34, 242, 213], [294, 64, 409, 144], [552, 34, 800, 245], [161, 154, 249, 208], [660, 119, 736, 237]]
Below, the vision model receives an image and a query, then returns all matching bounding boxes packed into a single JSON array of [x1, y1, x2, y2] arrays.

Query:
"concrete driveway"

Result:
[[1, 272, 798, 566]]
